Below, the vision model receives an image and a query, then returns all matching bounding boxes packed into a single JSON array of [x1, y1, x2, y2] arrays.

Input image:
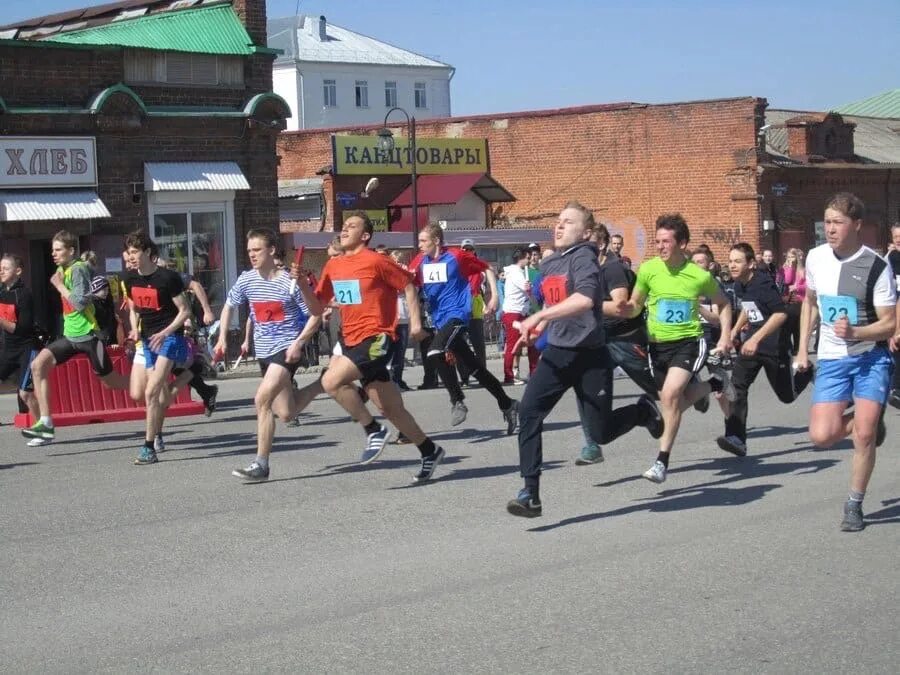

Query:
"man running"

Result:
[[410, 223, 519, 432], [122, 232, 194, 465], [0, 254, 40, 430], [22, 230, 129, 445], [617, 214, 735, 484], [304, 211, 446, 482], [795, 193, 896, 532], [716, 242, 814, 457], [216, 229, 322, 482], [506, 202, 609, 517]]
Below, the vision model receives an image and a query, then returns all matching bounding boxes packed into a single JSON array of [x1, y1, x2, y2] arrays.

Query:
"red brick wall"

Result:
[[277, 98, 767, 264], [232, 0, 268, 47]]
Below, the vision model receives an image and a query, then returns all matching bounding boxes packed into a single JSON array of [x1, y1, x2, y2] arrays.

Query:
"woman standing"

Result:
[[777, 248, 807, 354]]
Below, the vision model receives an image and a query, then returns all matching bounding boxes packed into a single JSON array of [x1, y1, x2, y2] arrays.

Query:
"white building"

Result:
[[267, 15, 454, 131]]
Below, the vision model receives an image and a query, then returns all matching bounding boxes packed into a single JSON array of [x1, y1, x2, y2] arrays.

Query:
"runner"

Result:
[[410, 223, 519, 432], [716, 242, 814, 457], [506, 202, 608, 517], [22, 231, 129, 445], [215, 228, 322, 482], [121, 232, 194, 465], [0, 254, 40, 431], [616, 213, 736, 484], [574, 224, 663, 466], [305, 211, 446, 482], [794, 193, 897, 532]]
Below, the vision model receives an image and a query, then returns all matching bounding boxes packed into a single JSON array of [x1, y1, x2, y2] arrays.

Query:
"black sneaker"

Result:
[[638, 394, 663, 439], [232, 461, 269, 482], [506, 488, 542, 518], [412, 446, 445, 483], [840, 500, 864, 532], [503, 400, 519, 436], [202, 385, 219, 417], [693, 395, 710, 413], [716, 434, 747, 457]]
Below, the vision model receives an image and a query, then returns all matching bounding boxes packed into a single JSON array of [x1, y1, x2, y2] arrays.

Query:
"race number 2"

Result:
[[333, 279, 362, 305], [252, 300, 286, 323]]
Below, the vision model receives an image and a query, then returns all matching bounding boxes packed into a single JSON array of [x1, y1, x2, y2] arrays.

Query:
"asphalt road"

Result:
[[1, 362, 898, 673]]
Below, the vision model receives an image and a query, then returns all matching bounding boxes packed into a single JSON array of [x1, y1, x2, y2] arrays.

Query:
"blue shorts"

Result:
[[811, 347, 893, 405], [144, 335, 189, 370]]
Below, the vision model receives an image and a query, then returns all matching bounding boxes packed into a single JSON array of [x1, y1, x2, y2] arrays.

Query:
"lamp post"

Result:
[[377, 107, 417, 249]]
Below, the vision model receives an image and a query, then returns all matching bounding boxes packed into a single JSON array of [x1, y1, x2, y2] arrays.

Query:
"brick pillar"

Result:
[[232, 0, 267, 46]]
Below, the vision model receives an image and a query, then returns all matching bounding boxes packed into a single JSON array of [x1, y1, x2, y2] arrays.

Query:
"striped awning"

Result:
[[0, 190, 110, 221], [144, 162, 250, 192]]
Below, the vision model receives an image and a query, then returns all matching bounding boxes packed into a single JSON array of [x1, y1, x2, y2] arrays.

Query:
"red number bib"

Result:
[[131, 286, 161, 311], [541, 275, 568, 306], [252, 300, 286, 324], [0, 303, 17, 323]]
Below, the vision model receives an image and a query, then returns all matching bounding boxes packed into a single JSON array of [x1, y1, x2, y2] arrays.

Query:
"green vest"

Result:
[[60, 261, 98, 338]]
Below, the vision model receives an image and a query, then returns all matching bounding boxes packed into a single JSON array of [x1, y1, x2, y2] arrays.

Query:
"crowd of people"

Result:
[[2, 191, 898, 532]]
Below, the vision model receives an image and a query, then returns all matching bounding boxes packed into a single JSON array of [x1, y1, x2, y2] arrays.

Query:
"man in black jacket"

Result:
[[0, 254, 40, 426]]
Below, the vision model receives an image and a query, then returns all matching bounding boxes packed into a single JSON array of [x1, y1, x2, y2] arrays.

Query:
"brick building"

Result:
[[0, 0, 288, 330], [276, 97, 900, 267]]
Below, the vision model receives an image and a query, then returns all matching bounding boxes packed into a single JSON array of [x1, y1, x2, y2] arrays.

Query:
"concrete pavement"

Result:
[[1, 362, 898, 673]]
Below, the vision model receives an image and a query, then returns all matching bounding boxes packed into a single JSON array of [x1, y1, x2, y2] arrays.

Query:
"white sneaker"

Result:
[[642, 460, 667, 483], [26, 437, 50, 447]]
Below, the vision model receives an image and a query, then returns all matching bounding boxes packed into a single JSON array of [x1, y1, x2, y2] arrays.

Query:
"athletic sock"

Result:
[[848, 490, 864, 504], [39, 416, 53, 427], [256, 455, 269, 469], [363, 420, 381, 435], [417, 438, 436, 457], [656, 452, 670, 468]]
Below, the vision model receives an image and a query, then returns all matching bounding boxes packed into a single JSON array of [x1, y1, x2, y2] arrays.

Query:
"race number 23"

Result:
[[820, 295, 858, 325], [333, 279, 362, 305], [657, 298, 692, 324]]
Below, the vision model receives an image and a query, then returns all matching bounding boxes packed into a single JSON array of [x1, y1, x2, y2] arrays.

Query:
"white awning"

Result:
[[144, 162, 250, 192], [0, 190, 111, 222]]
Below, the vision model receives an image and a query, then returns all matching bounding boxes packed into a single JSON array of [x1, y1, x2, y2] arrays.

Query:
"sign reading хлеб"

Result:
[[1, 137, 98, 189], [333, 135, 488, 175]]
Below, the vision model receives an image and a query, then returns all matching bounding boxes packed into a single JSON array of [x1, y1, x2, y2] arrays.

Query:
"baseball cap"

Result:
[[460, 238, 475, 249], [527, 242, 540, 251]]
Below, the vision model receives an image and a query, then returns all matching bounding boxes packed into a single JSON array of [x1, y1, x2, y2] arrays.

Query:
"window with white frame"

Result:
[[124, 49, 243, 87], [414, 82, 427, 109], [355, 80, 369, 108], [384, 81, 397, 108], [323, 79, 337, 107]]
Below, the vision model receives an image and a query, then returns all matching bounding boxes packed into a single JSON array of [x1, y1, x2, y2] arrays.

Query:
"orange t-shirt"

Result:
[[317, 248, 414, 347]]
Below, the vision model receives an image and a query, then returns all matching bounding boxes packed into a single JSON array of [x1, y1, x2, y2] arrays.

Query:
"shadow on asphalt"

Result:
[[864, 497, 900, 527], [248, 455, 466, 485], [432, 420, 580, 444], [747, 425, 809, 438], [0, 462, 40, 470], [528, 483, 783, 532], [387, 459, 567, 489]]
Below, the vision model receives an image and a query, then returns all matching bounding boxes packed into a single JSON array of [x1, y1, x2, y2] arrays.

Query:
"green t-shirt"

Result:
[[635, 257, 720, 343], [60, 261, 98, 338]]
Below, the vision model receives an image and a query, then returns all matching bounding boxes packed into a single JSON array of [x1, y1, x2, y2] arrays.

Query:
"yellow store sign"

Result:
[[333, 135, 488, 175]]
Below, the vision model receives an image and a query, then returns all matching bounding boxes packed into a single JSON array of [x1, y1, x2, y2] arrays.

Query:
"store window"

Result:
[[152, 206, 229, 318]]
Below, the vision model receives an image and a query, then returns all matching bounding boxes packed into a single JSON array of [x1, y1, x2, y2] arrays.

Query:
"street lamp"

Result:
[[377, 107, 417, 249]]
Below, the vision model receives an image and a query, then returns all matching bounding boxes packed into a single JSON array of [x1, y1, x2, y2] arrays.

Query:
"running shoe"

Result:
[[450, 401, 468, 426], [134, 445, 158, 465], [638, 395, 664, 439], [642, 460, 667, 484], [506, 487, 542, 518], [412, 446, 445, 483], [503, 378, 526, 386], [202, 385, 219, 417], [706, 350, 733, 371], [693, 394, 710, 413], [26, 437, 50, 447], [502, 400, 519, 435], [154, 433, 166, 452], [575, 443, 604, 465], [360, 425, 388, 464], [22, 421, 55, 441], [232, 461, 270, 482], [286, 416, 301, 427], [716, 435, 747, 457], [708, 372, 737, 403], [840, 500, 864, 532]]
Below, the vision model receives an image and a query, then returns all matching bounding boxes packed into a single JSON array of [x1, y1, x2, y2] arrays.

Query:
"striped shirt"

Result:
[[226, 269, 309, 358]]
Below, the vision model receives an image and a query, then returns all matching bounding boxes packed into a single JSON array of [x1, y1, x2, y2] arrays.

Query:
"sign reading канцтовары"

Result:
[[333, 135, 488, 175], [1, 137, 98, 189]]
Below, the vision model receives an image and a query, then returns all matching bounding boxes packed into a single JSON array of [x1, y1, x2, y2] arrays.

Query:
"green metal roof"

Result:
[[832, 89, 900, 119], [42, 5, 254, 55]]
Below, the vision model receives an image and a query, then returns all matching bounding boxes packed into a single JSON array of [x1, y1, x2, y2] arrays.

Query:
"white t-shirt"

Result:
[[502, 264, 531, 314], [805, 243, 896, 359]]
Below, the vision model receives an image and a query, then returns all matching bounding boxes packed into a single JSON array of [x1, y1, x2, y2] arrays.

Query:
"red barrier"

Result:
[[14, 347, 205, 428]]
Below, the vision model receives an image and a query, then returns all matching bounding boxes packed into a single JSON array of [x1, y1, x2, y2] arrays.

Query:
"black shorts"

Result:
[[649, 337, 708, 386], [427, 319, 468, 356], [340, 333, 394, 387], [46, 336, 114, 377], [258, 349, 302, 378], [0, 348, 37, 391]]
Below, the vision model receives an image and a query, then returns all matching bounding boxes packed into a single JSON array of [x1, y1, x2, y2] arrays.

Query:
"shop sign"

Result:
[[772, 182, 788, 197], [333, 135, 488, 175], [336, 191, 357, 208], [1, 137, 98, 189]]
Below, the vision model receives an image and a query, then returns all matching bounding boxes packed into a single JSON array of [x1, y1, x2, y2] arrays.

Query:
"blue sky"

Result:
[[4, 0, 897, 115]]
